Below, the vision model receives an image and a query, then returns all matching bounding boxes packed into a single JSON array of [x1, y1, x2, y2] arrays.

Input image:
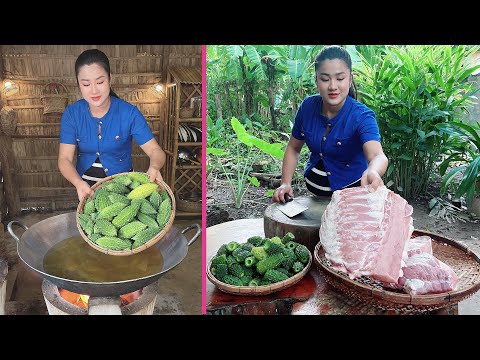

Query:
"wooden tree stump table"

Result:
[[206, 218, 458, 315], [264, 195, 330, 252]]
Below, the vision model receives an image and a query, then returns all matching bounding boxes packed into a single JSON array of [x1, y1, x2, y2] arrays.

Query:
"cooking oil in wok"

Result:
[[43, 236, 164, 282]]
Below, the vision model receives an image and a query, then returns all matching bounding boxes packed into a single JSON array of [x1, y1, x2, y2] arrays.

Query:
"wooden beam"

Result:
[[10, 73, 162, 81], [0, 54, 162, 59]]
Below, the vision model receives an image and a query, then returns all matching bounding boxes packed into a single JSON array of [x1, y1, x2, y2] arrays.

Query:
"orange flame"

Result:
[[58, 288, 142, 308]]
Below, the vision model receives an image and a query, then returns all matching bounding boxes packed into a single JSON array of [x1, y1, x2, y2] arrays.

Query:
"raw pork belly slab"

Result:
[[399, 253, 459, 295], [393, 236, 458, 295], [319, 186, 413, 283], [382, 235, 433, 290], [404, 236, 433, 257]]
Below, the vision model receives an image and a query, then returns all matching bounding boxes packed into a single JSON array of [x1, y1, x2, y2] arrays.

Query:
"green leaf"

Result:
[[416, 129, 426, 138], [231, 117, 253, 146], [386, 164, 394, 177], [438, 154, 468, 176], [428, 197, 439, 210], [207, 148, 225, 155], [227, 45, 243, 59], [440, 165, 466, 194], [250, 138, 284, 159], [456, 156, 480, 198], [287, 59, 305, 79], [398, 154, 413, 161], [402, 76, 416, 91], [248, 176, 260, 187], [265, 189, 275, 197]]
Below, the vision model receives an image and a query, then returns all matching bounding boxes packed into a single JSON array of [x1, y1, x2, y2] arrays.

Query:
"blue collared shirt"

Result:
[[292, 95, 381, 191], [59, 96, 154, 177]]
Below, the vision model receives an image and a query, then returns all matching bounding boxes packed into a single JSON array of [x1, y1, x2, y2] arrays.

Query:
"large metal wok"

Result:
[[7, 212, 200, 297]]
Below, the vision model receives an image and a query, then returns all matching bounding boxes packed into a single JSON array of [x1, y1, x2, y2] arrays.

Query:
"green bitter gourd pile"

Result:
[[209, 232, 311, 287], [77, 172, 173, 251]]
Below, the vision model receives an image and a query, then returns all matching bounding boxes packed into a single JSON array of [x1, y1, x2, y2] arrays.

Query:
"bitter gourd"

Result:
[[112, 202, 141, 228], [113, 174, 132, 186], [96, 236, 132, 250], [264, 269, 289, 283], [127, 183, 159, 200], [127, 172, 150, 184], [94, 187, 112, 212], [118, 221, 147, 239], [131, 227, 161, 248], [149, 190, 162, 210], [97, 202, 128, 221], [292, 261, 305, 273], [282, 232, 295, 244], [137, 212, 159, 229], [212, 263, 228, 281], [108, 192, 130, 205], [222, 275, 243, 286], [251, 246, 268, 261], [83, 197, 95, 215], [156, 197, 172, 228], [139, 198, 157, 215], [294, 244, 310, 264], [247, 235, 264, 247], [256, 253, 285, 275], [104, 181, 129, 194], [263, 238, 282, 254], [93, 219, 118, 237]]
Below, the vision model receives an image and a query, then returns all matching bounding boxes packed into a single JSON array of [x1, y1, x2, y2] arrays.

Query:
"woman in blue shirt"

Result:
[[273, 45, 388, 203], [58, 49, 166, 201]]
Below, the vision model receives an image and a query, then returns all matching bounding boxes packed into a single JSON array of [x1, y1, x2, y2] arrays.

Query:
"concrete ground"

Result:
[[0, 210, 202, 315]]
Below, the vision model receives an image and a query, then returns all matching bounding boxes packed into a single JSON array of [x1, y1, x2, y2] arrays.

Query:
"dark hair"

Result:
[[75, 49, 119, 98], [314, 45, 357, 100]]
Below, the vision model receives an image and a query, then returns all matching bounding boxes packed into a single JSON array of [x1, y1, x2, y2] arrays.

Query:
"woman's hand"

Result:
[[146, 167, 163, 183], [362, 140, 388, 192], [361, 168, 384, 192], [272, 184, 294, 203], [75, 180, 94, 202]]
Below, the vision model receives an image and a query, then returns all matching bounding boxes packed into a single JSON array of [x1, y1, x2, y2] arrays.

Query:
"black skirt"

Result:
[[305, 157, 361, 197]]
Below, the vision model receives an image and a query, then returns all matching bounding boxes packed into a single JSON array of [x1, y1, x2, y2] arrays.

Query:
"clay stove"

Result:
[[42, 280, 157, 315]]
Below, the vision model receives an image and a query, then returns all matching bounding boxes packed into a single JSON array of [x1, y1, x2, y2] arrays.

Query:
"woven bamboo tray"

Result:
[[76, 172, 176, 256], [41, 82, 69, 115], [207, 252, 312, 296], [314, 229, 480, 312]]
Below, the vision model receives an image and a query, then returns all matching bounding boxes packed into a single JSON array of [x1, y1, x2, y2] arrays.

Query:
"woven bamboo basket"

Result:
[[41, 82, 69, 115], [175, 191, 201, 213], [76, 172, 176, 256], [314, 229, 480, 313], [0, 106, 17, 136], [207, 251, 312, 296]]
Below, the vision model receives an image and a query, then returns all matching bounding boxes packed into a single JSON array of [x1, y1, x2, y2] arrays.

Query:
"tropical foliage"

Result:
[[354, 45, 480, 200], [207, 45, 480, 210]]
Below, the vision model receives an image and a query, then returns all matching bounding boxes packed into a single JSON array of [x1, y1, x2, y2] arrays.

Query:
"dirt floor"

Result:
[[0, 210, 202, 315], [206, 175, 480, 315]]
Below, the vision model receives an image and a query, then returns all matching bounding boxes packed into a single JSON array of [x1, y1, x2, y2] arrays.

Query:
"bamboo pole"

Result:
[[0, 136, 21, 216], [0, 257, 8, 316]]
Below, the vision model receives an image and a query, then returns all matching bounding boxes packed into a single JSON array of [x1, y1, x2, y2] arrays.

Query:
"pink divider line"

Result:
[[201, 44, 207, 315]]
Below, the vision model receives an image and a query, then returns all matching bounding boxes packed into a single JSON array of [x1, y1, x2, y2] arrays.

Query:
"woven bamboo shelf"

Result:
[[164, 66, 202, 217]]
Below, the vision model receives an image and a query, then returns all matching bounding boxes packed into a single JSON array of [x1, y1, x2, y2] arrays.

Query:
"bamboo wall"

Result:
[[0, 45, 201, 215]]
